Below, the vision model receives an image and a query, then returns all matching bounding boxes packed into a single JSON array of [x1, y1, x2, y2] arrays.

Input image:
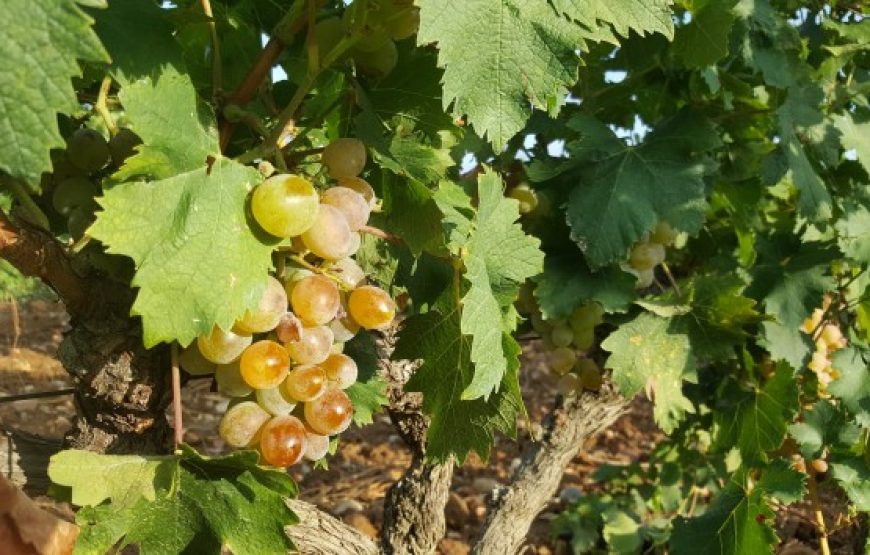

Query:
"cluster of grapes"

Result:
[[44, 127, 141, 239], [800, 297, 848, 392], [180, 137, 397, 468], [517, 289, 605, 395], [314, 0, 419, 79], [625, 222, 678, 288]]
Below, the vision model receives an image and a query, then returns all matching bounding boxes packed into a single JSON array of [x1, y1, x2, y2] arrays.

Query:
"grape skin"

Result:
[[251, 174, 320, 238], [303, 429, 331, 461], [336, 177, 377, 207], [320, 187, 371, 231], [285, 325, 334, 364], [239, 340, 291, 389], [66, 128, 110, 173], [328, 258, 366, 288], [354, 39, 398, 78], [52, 177, 98, 216], [322, 138, 367, 179], [259, 415, 307, 467], [348, 285, 396, 330], [215, 360, 254, 397], [550, 325, 573, 348], [179, 344, 216, 376], [219, 401, 270, 448], [283, 364, 328, 402], [629, 242, 666, 271], [291, 275, 340, 326], [197, 326, 252, 364], [321, 353, 358, 389], [234, 276, 288, 334], [301, 204, 354, 261], [304, 388, 354, 436], [549, 347, 575, 375], [329, 311, 361, 342], [508, 184, 538, 214], [256, 385, 297, 416], [385, 6, 419, 40]]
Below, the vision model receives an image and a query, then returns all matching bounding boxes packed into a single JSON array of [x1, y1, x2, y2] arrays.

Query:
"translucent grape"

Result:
[[321, 353, 358, 389], [556, 373, 581, 396], [508, 184, 538, 214], [301, 204, 354, 261], [256, 385, 297, 416], [282, 268, 315, 299], [347, 232, 362, 256], [549, 347, 575, 375], [303, 429, 331, 461], [572, 326, 594, 352], [108, 128, 142, 167], [569, 303, 604, 333], [234, 276, 288, 334], [285, 325, 334, 364], [348, 285, 396, 330], [529, 312, 552, 335], [52, 177, 98, 216], [219, 401, 270, 448], [322, 138, 367, 179], [336, 177, 377, 207], [808, 351, 830, 374], [66, 128, 110, 173], [215, 360, 253, 397], [329, 312, 361, 342], [385, 6, 419, 40], [179, 344, 216, 376], [239, 340, 291, 389], [354, 39, 398, 78], [800, 308, 824, 334], [291, 275, 340, 326], [251, 174, 320, 238], [577, 359, 602, 391], [314, 17, 345, 57], [304, 388, 354, 436], [811, 459, 828, 473], [259, 415, 307, 467], [635, 268, 655, 289], [321, 187, 371, 231], [650, 221, 678, 246], [328, 258, 366, 288], [820, 324, 845, 348], [197, 326, 252, 364], [550, 325, 573, 348], [283, 364, 328, 402], [275, 311, 304, 343], [629, 242, 666, 271]]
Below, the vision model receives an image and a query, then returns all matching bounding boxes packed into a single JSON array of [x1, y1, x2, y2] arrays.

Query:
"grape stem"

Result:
[[171, 344, 184, 450], [806, 464, 831, 555], [199, 0, 223, 98], [660, 262, 681, 297], [359, 225, 401, 244], [94, 75, 118, 136], [284, 252, 350, 289], [0, 176, 50, 231]]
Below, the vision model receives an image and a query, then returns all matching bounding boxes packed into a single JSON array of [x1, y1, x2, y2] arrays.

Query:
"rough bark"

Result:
[[285, 499, 379, 555], [472, 385, 630, 555], [379, 333, 454, 555]]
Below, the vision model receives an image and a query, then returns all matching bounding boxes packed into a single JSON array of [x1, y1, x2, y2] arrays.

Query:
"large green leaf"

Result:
[[835, 197, 870, 264], [830, 456, 870, 511], [673, 0, 738, 68], [534, 255, 636, 319], [828, 347, 870, 428], [0, 0, 109, 189], [549, 0, 674, 40], [91, 158, 274, 346], [833, 112, 870, 177]]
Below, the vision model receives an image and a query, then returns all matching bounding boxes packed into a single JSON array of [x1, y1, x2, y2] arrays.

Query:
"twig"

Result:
[[806, 464, 831, 555], [200, 0, 223, 98], [660, 262, 681, 297], [171, 344, 184, 450], [359, 225, 401, 245], [94, 76, 118, 136], [9, 297, 20, 351], [0, 389, 75, 404]]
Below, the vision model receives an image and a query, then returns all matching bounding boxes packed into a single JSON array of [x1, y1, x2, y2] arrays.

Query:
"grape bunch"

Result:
[[180, 137, 397, 468], [625, 222, 678, 288], [800, 297, 848, 392]]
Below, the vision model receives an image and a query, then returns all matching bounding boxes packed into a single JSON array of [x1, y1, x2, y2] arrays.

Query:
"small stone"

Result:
[[472, 477, 499, 494], [445, 492, 470, 528], [334, 499, 365, 515], [438, 538, 470, 555], [466, 495, 486, 524], [343, 512, 377, 538]]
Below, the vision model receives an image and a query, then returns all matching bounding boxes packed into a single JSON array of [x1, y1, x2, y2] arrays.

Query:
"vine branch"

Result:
[[200, 0, 223, 97]]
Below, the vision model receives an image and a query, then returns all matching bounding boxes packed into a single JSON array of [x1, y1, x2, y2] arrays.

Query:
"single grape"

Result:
[[529, 312, 552, 335], [800, 308, 824, 334], [301, 204, 354, 261], [234, 276, 288, 334], [282, 267, 315, 299], [348, 285, 396, 330], [259, 415, 307, 467], [314, 17, 345, 58], [329, 311, 361, 342], [291, 275, 341, 326], [322, 138, 367, 179], [108, 128, 142, 167], [820, 324, 845, 349], [321, 187, 371, 231], [549, 347, 575, 375], [67, 207, 95, 240], [179, 344, 216, 376], [197, 326, 252, 364], [577, 359, 602, 391], [303, 429, 331, 461], [572, 326, 595, 352], [354, 39, 398, 78], [569, 303, 604, 333], [508, 184, 538, 214], [215, 360, 254, 397], [347, 232, 362, 256], [650, 221, 678, 246], [328, 258, 366, 288], [629, 242, 666, 271], [336, 176, 377, 207], [239, 340, 291, 389], [385, 6, 419, 40], [251, 174, 320, 238], [321, 353, 358, 389], [283, 364, 328, 402], [331, 342, 345, 354], [811, 459, 828, 474], [66, 128, 110, 173], [275, 311, 304, 343], [556, 373, 581, 396], [285, 325, 334, 364], [808, 351, 830, 374], [256, 385, 297, 416], [635, 268, 655, 289], [304, 388, 354, 436], [219, 401, 270, 448], [550, 325, 573, 348], [52, 177, 98, 216]]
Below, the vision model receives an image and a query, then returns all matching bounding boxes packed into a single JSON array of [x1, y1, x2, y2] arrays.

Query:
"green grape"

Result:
[[322, 138, 367, 179], [348, 285, 396, 330], [577, 358, 602, 391], [66, 128, 110, 173], [354, 39, 398, 78], [66, 207, 94, 240], [234, 276, 288, 334], [328, 258, 365, 288], [572, 326, 594, 351], [239, 340, 291, 389], [251, 174, 320, 238], [508, 184, 538, 214], [635, 268, 655, 289], [336, 176, 377, 207], [179, 344, 216, 376], [550, 325, 573, 348], [321, 186, 371, 231], [629, 242, 665, 271], [321, 353, 358, 389], [301, 204, 353, 261], [529, 312, 552, 335], [385, 6, 419, 40], [285, 325, 334, 364], [108, 128, 142, 167], [303, 428, 331, 461], [556, 373, 581, 396], [291, 275, 340, 326], [304, 388, 354, 436], [283, 364, 328, 402], [219, 401, 270, 448], [569, 303, 604, 333], [259, 415, 307, 467], [52, 177, 98, 216], [650, 221, 678, 246], [315, 17, 345, 58], [197, 326, 252, 364], [216, 360, 254, 397], [549, 347, 575, 375], [255, 385, 297, 416]]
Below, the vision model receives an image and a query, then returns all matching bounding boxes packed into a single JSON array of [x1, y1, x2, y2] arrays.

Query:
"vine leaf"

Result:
[[534, 255, 636, 319], [602, 312, 696, 433], [673, 0, 738, 68], [833, 110, 870, 178], [788, 400, 858, 459], [0, 0, 109, 190], [828, 347, 870, 428], [91, 158, 274, 347], [549, 0, 674, 39], [343, 333, 389, 426], [829, 456, 870, 511], [835, 197, 870, 264]]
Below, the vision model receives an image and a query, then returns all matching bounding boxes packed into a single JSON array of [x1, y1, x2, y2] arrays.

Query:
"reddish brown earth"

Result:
[[1, 300, 864, 553]]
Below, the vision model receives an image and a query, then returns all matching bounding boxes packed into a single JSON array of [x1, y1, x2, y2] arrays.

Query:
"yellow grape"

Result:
[[354, 39, 398, 78], [275, 311, 304, 344], [811, 459, 828, 473], [215, 360, 253, 397], [239, 340, 291, 389], [635, 268, 655, 289], [282, 268, 315, 299], [330, 310, 361, 342], [291, 275, 340, 326], [301, 204, 354, 261], [549, 347, 575, 375], [197, 326, 252, 364], [234, 276, 288, 334], [348, 285, 396, 330], [285, 325, 334, 364], [347, 232, 362, 256], [650, 221, 678, 246], [508, 184, 538, 214], [808, 351, 830, 374], [303, 428, 331, 461], [178, 343, 216, 376], [321, 353, 358, 389], [304, 388, 354, 435], [322, 138, 367, 179], [283, 364, 328, 402], [820, 324, 845, 349], [259, 415, 307, 467], [328, 258, 366, 288], [629, 242, 666, 271], [336, 176, 377, 207], [255, 385, 297, 416], [801, 308, 824, 334], [251, 174, 320, 238], [219, 401, 270, 448], [321, 187, 371, 231], [385, 6, 419, 40]]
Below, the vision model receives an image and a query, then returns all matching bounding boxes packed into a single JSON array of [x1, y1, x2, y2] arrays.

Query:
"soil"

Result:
[[1, 300, 865, 554]]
